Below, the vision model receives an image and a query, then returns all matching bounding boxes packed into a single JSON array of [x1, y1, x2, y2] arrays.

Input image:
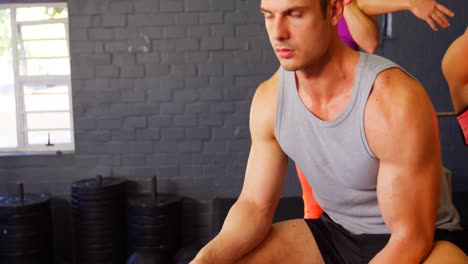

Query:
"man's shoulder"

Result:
[[365, 67, 437, 159], [359, 53, 414, 89], [252, 69, 281, 107], [367, 67, 429, 128], [371, 67, 421, 101], [249, 69, 281, 140], [257, 69, 280, 95]]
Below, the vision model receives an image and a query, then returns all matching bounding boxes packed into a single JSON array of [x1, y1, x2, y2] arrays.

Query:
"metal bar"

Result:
[[436, 112, 457, 117]]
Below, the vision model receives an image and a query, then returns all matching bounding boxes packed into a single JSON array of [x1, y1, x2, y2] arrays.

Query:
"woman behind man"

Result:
[[442, 26, 468, 145]]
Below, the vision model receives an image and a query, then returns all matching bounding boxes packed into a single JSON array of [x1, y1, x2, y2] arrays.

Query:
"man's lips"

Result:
[[276, 48, 295, 58]]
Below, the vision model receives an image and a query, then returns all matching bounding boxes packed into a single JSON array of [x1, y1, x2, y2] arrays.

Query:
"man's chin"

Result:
[[280, 63, 300, 71]]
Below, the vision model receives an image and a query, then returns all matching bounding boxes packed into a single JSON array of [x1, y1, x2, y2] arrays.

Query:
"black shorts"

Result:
[[305, 213, 467, 264]]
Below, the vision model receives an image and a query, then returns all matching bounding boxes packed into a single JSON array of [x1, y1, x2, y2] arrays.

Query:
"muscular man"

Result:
[[192, 0, 467, 263], [442, 26, 468, 145], [297, 0, 456, 220]]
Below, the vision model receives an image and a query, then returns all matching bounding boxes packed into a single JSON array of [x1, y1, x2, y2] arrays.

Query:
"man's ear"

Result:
[[328, 0, 344, 26]]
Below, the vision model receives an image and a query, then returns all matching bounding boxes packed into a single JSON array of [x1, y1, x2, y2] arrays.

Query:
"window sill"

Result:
[[0, 150, 74, 157]]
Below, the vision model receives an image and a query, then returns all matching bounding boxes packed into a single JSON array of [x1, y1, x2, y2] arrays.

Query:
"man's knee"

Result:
[[423, 240, 467, 264], [236, 219, 324, 264]]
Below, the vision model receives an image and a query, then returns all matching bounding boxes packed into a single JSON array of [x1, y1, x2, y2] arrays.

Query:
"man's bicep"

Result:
[[240, 138, 288, 214], [376, 159, 440, 235], [375, 118, 441, 238], [240, 75, 287, 214]]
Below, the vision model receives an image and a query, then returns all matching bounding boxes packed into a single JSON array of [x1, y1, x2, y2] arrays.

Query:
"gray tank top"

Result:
[[274, 53, 461, 234]]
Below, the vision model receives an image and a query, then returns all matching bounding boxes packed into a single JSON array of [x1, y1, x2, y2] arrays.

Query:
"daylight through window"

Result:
[[0, 3, 74, 154]]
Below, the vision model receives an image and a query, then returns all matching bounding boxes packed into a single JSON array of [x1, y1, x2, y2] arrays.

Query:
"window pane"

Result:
[[0, 9, 18, 148], [27, 112, 70, 129], [19, 58, 70, 76], [21, 40, 69, 58], [24, 84, 68, 95], [0, 9, 13, 83], [25, 94, 70, 112], [16, 7, 68, 22], [0, 110, 18, 148], [0, 85, 18, 148], [20, 23, 66, 40], [28, 130, 71, 145]]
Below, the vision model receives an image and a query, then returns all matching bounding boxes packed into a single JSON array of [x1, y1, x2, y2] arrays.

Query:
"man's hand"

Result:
[[409, 0, 454, 31]]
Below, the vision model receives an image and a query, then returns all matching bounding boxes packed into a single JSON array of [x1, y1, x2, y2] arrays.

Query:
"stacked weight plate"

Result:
[[127, 193, 182, 260], [0, 192, 53, 264], [71, 176, 127, 264]]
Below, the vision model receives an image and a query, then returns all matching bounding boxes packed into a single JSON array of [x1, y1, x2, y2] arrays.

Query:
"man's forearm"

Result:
[[192, 198, 274, 263], [356, 0, 410, 15]]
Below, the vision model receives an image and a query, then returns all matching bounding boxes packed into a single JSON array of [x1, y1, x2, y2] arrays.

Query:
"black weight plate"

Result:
[[128, 193, 181, 206], [72, 222, 117, 231], [71, 187, 125, 197], [130, 239, 174, 249], [0, 241, 52, 255], [0, 221, 52, 234], [0, 194, 50, 208], [72, 207, 123, 217], [72, 220, 124, 230], [72, 225, 121, 235], [71, 177, 126, 193], [75, 229, 123, 239], [77, 254, 113, 263], [126, 250, 171, 264], [127, 214, 171, 225], [72, 210, 122, 221], [71, 192, 125, 202], [128, 244, 171, 251], [129, 230, 178, 241], [76, 241, 114, 250], [0, 229, 51, 240], [75, 236, 114, 246], [0, 217, 51, 228], [0, 250, 51, 264], [72, 204, 123, 213], [72, 205, 125, 213], [73, 228, 122, 238], [71, 185, 126, 197], [127, 207, 179, 218], [128, 224, 178, 234], [128, 234, 179, 246], [0, 204, 50, 218], [71, 197, 119, 207]]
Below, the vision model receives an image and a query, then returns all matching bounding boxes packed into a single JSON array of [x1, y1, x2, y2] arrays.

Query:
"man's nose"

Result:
[[271, 18, 290, 41]]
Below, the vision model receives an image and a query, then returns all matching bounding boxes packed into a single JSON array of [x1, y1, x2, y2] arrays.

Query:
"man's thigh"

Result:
[[423, 241, 468, 264], [236, 219, 325, 264]]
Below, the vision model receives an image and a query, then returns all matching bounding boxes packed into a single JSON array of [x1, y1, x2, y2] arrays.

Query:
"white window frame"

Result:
[[0, 2, 74, 155]]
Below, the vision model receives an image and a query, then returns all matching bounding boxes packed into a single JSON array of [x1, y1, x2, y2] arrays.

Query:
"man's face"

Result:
[[260, 0, 332, 71]]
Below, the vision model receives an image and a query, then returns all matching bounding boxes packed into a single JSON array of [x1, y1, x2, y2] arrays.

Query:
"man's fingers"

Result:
[[436, 3, 454, 17], [426, 18, 438, 31]]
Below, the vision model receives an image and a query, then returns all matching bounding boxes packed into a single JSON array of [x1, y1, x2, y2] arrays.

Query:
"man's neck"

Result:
[[295, 42, 360, 102]]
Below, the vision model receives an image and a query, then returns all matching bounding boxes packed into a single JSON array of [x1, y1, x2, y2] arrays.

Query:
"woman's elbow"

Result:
[[361, 40, 379, 54]]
